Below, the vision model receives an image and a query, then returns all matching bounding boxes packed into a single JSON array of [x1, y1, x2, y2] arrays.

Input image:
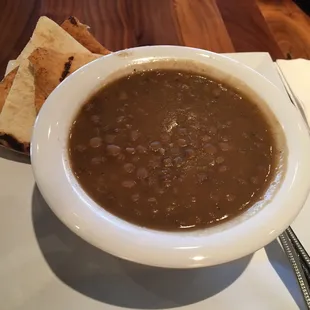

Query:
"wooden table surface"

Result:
[[1, 0, 310, 78]]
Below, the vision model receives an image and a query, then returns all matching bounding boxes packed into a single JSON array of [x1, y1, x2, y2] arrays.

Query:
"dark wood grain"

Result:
[[0, 0, 309, 78], [216, 0, 284, 59], [0, 0, 38, 74], [257, 0, 310, 59], [174, 0, 235, 52]]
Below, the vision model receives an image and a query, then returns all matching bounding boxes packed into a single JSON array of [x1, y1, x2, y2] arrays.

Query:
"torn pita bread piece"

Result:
[[29, 47, 101, 113], [0, 16, 94, 154], [61, 16, 111, 55], [0, 68, 18, 113], [0, 17, 96, 118], [14, 16, 91, 71], [0, 16, 110, 154], [0, 60, 35, 153]]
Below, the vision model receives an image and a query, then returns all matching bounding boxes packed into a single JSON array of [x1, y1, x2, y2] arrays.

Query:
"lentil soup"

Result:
[[68, 68, 279, 231]]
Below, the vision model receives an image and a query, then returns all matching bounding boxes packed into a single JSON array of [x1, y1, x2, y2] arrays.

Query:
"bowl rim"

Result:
[[31, 45, 310, 268]]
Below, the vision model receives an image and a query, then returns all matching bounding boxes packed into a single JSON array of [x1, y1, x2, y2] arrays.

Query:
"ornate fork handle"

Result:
[[279, 229, 310, 309]]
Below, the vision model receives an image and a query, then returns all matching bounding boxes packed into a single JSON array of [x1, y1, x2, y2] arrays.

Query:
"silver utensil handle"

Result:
[[279, 231, 310, 308], [287, 227, 310, 271]]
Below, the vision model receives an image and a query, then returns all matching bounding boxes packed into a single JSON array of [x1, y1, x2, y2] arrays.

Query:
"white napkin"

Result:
[[277, 59, 310, 255], [276, 59, 310, 125]]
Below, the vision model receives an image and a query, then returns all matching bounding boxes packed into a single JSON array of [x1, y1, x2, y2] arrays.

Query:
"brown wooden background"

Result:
[[1, 0, 310, 78]]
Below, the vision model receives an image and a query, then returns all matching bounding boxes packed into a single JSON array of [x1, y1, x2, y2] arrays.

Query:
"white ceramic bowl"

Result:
[[31, 46, 310, 268]]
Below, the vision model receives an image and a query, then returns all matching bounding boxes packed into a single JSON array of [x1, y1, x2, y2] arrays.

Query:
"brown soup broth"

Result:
[[68, 69, 277, 231]]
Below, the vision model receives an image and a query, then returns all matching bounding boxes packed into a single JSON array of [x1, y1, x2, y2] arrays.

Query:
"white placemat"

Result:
[[0, 53, 308, 310]]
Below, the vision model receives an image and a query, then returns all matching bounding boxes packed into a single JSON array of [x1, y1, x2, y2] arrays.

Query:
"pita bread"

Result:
[[61, 16, 111, 55], [0, 17, 95, 112], [29, 47, 101, 112], [0, 68, 18, 113], [0, 16, 92, 154], [0, 60, 35, 153], [14, 16, 90, 71]]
